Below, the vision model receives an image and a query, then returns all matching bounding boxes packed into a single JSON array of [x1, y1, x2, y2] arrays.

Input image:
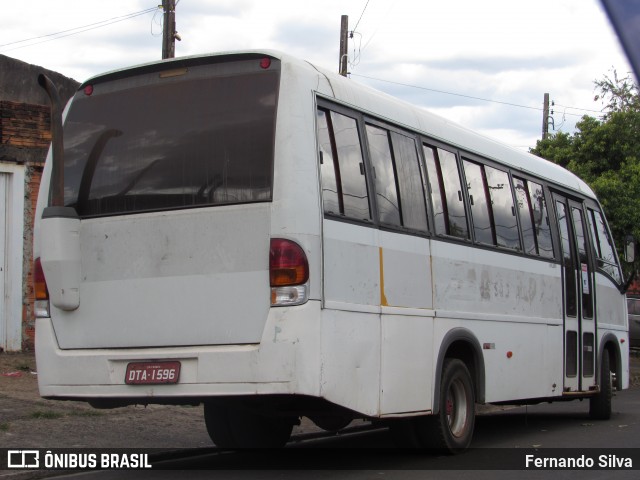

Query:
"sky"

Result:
[[0, 0, 633, 151]]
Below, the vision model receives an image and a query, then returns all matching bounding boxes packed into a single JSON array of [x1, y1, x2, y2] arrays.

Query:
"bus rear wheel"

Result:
[[417, 358, 475, 453], [204, 400, 294, 448]]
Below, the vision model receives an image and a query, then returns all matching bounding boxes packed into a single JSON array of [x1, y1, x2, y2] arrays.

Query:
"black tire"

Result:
[[203, 400, 238, 448], [416, 358, 475, 453], [590, 353, 612, 420], [204, 400, 294, 448], [309, 415, 352, 432], [388, 417, 422, 448]]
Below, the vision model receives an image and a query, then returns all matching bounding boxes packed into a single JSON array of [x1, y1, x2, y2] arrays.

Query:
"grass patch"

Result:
[[0, 423, 9, 431], [30, 410, 63, 420]]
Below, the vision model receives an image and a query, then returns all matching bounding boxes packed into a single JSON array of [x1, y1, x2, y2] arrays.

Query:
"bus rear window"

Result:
[[62, 60, 279, 217]]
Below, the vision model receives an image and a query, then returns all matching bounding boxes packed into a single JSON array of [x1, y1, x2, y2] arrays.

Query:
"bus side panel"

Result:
[[323, 222, 380, 308], [594, 272, 629, 389], [479, 321, 562, 402], [378, 231, 434, 415], [320, 308, 381, 416], [321, 224, 436, 416], [379, 231, 433, 309], [431, 318, 563, 403], [431, 242, 563, 320], [380, 313, 434, 415], [595, 272, 626, 329], [431, 241, 565, 402]]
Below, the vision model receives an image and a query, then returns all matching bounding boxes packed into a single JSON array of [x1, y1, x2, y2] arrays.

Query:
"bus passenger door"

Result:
[[554, 195, 596, 392]]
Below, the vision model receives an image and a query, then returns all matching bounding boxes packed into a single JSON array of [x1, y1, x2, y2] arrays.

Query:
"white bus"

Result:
[[34, 50, 630, 452]]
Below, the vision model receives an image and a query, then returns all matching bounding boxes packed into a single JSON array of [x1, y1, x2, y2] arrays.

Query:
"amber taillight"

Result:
[[33, 257, 50, 318], [269, 239, 309, 306]]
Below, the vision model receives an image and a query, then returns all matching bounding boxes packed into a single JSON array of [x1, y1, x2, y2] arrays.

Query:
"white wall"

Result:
[[0, 162, 25, 351]]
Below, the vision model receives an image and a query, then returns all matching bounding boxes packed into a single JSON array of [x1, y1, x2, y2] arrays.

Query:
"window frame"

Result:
[[363, 117, 429, 234], [316, 103, 374, 225], [585, 202, 623, 286], [422, 140, 470, 241], [315, 97, 599, 270]]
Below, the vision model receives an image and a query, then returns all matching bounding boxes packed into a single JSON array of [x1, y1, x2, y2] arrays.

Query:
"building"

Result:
[[0, 54, 79, 351]]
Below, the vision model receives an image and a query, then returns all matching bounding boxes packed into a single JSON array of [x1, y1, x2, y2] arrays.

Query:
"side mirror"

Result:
[[625, 235, 636, 263]]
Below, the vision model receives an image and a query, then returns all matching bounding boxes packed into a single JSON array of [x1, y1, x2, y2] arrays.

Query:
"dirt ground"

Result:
[[1, 351, 639, 449], [0, 351, 214, 449], [0, 351, 331, 450]]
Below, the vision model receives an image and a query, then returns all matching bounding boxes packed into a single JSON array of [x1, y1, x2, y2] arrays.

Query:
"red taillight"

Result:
[[34, 258, 49, 300], [270, 239, 309, 286], [260, 57, 272, 69], [84, 85, 94, 96]]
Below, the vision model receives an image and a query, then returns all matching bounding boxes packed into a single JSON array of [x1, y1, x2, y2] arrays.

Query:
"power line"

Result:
[[554, 103, 603, 114], [352, 0, 371, 35], [0, 8, 158, 52], [351, 73, 598, 118], [350, 0, 371, 67], [352, 72, 544, 110]]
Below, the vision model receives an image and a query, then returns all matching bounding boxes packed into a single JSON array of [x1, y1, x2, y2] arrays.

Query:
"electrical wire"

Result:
[[351, 73, 599, 118], [349, 32, 363, 68], [352, 0, 371, 35], [151, 7, 164, 37], [352, 73, 544, 110], [0, 7, 158, 52], [554, 103, 603, 114]]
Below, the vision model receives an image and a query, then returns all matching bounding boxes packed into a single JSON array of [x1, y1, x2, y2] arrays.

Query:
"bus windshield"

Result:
[[62, 59, 279, 217]]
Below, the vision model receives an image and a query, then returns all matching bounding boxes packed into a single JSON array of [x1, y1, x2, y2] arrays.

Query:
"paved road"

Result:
[[31, 386, 639, 480]]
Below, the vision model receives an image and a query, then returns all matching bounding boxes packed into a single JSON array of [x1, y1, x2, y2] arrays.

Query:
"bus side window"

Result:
[[528, 181, 554, 258], [330, 111, 371, 221], [513, 177, 554, 258], [317, 109, 341, 216], [587, 208, 622, 283], [366, 124, 401, 227], [423, 144, 469, 239], [365, 125, 428, 232], [317, 108, 372, 221], [484, 166, 519, 250], [391, 132, 428, 232], [513, 177, 537, 255], [463, 160, 494, 245]]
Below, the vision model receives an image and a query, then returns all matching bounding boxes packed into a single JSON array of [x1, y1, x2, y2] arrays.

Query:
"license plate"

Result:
[[125, 361, 181, 385]]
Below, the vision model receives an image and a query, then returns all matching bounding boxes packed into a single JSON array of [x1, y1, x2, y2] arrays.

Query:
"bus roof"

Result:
[[81, 49, 596, 200]]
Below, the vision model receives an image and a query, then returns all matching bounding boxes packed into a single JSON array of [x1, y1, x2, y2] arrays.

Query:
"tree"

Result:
[[531, 71, 640, 278]]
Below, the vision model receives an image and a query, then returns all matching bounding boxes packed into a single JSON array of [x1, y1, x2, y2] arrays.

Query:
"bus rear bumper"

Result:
[[35, 301, 322, 403]]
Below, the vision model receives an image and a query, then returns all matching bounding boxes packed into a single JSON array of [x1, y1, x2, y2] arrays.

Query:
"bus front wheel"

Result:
[[589, 353, 612, 420]]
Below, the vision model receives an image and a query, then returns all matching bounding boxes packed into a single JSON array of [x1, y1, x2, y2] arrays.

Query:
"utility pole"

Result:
[[339, 15, 349, 77], [542, 93, 550, 140], [162, 0, 178, 59]]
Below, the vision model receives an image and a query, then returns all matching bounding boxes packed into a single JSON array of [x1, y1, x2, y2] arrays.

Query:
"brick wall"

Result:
[[0, 100, 51, 150], [0, 100, 49, 351], [1, 55, 78, 351], [22, 165, 43, 349]]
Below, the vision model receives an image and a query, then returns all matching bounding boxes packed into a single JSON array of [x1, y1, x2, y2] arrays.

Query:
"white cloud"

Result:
[[1, 0, 632, 150]]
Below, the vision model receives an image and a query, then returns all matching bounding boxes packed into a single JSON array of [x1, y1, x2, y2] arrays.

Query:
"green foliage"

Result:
[[594, 70, 640, 115], [531, 71, 640, 277]]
